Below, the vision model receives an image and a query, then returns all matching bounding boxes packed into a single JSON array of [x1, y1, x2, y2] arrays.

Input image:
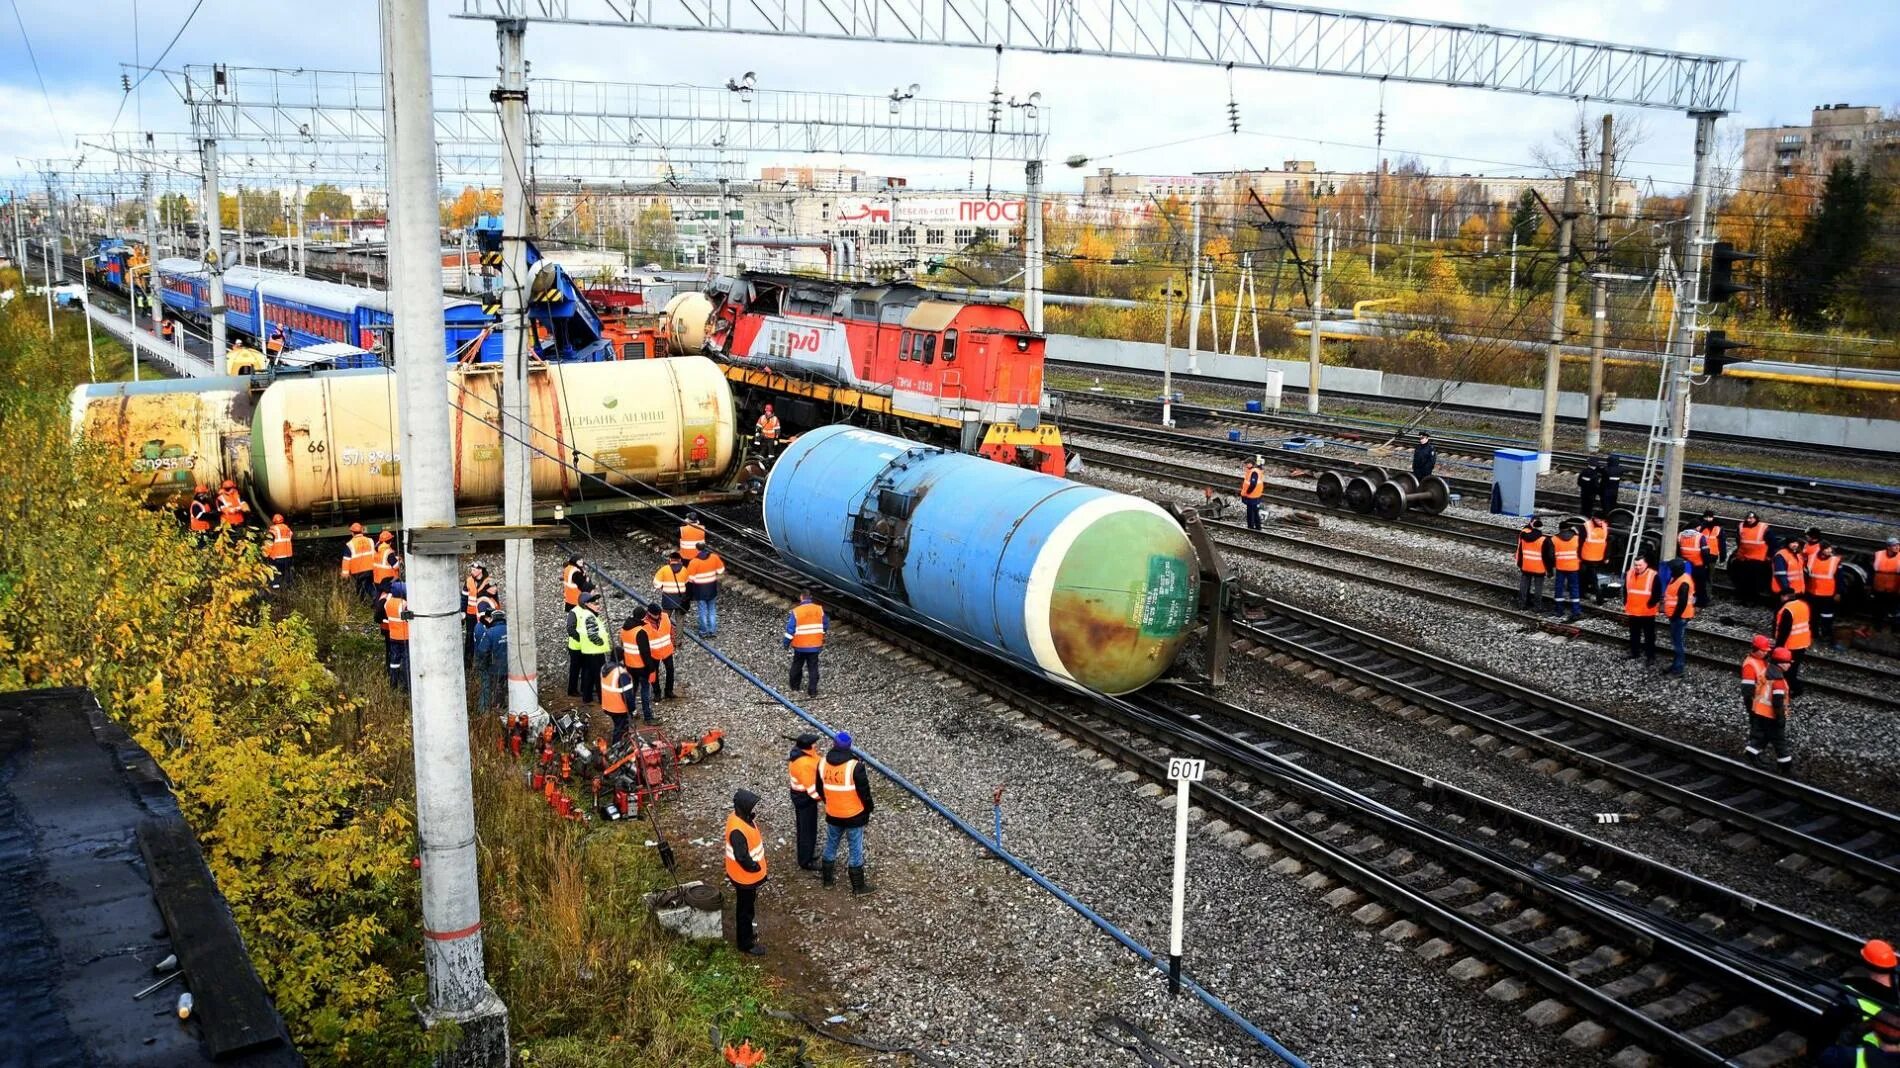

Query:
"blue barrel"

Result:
[[1227, 429, 1242, 441], [764, 425, 1200, 694], [1244, 399, 1262, 413]]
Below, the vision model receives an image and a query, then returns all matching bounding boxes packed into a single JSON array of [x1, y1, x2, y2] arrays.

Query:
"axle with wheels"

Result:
[[1372, 473, 1451, 519]]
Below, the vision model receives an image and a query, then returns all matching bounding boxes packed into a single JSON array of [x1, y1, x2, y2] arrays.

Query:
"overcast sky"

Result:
[[3, 0, 1895, 196]]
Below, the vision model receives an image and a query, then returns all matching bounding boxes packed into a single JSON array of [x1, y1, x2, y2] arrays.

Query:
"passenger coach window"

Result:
[[941, 329, 958, 362]]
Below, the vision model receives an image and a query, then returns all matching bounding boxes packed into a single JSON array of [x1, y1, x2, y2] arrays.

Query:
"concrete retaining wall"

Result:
[[1047, 334, 1900, 455]]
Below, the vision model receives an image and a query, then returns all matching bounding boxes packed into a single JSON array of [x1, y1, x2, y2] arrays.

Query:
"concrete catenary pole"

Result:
[[1536, 179, 1578, 474], [1185, 191, 1202, 374], [42, 175, 57, 337], [198, 136, 228, 367], [1586, 115, 1615, 453], [1306, 220, 1324, 415], [1024, 160, 1044, 332], [1658, 112, 1720, 565], [381, 0, 510, 1060], [495, 18, 543, 728], [144, 172, 162, 373]]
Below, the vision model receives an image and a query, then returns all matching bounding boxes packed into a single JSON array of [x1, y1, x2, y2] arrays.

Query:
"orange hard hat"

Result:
[[195, 484, 209, 493], [350, 522, 365, 534], [378, 529, 395, 543], [1771, 647, 1793, 663], [1865, 939, 1898, 970], [271, 513, 284, 523], [221, 479, 236, 489], [1751, 635, 1772, 652]]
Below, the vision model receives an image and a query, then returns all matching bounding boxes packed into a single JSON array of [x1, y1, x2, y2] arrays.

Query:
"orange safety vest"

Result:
[[1807, 554, 1839, 598], [465, 575, 493, 616], [619, 624, 648, 669], [1875, 549, 1900, 594], [1751, 669, 1789, 720], [724, 812, 767, 886], [1776, 599, 1812, 651], [188, 498, 213, 533], [1741, 652, 1767, 687], [1803, 542, 1821, 568], [679, 524, 705, 559], [1736, 522, 1769, 562], [1772, 548, 1807, 595], [1517, 534, 1549, 575], [1239, 467, 1265, 500], [1699, 523, 1723, 561], [1677, 529, 1704, 567], [653, 563, 689, 597], [787, 750, 820, 799], [372, 546, 400, 586], [646, 614, 674, 661], [790, 602, 826, 649], [756, 414, 781, 440], [263, 523, 294, 560], [687, 553, 725, 590], [600, 663, 633, 714], [341, 534, 375, 575], [384, 595, 410, 641], [1623, 567, 1658, 618], [1551, 534, 1581, 573], [561, 564, 584, 607], [216, 489, 246, 525], [821, 758, 865, 820], [266, 331, 285, 355], [1581, 520, 1609, 563], [1663, 573, 1696, 620]]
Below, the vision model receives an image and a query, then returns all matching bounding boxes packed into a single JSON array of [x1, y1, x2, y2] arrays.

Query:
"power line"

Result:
[[105, 0, 208, 135], [7, 0, 64, 147]]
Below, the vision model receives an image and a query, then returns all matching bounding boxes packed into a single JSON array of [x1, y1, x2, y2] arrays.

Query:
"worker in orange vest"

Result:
[[263, 513, 295, 589], [561, 556, 589, 607], [186, 484, 215, 544], [642, 603, 676, 701], [382, 580, 411, 693], [755, 404, 782, 455], [783, 590, 829, 697], [1695, 511, 1723, 607], [1516, 518, 1555, 613], [1806, 542, 1842, 649], [1675, 525, 1707, 612], [653, 550, 691, 617], [599, 656, 637, 743], [785, 733, 823, 871], [159, 317, 176, 343], [820, 732, 875, 896], [686, 538, 726, 637], [1623, 557, 1660, 666], [215, 479, 249, 531], [1740, 635, 1772, 720], [465, 562, 497, 662], [1661, 560, 1696, 677], [340, 522, 376, 599], [266, 325, 286, 356], [1579, 512, 1611, 605], [680, 514, 706, 561], [1771, 537, 1807, 599], [1238, 456, 1267, 531], [1745, 647, 1793, 775], [1773, 591, 1813, 698], [617, 613, 656, 724], [725, 789, 768, 955], [1733, 512, 1772, 605], [1874, 536, 1900, 631], [371, 533, 401, 592], [1550, 520, 1583, 621]]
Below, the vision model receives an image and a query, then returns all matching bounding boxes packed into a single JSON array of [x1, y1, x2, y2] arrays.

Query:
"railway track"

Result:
[[587, 508, 1875, 1067]]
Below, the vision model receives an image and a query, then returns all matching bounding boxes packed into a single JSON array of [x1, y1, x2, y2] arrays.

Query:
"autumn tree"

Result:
[[1770, 160, 1875, 326], [629, 199, 678, 266], [303, 183, 353, 222]]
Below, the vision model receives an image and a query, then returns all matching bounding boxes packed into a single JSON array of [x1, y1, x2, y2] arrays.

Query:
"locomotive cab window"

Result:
[[920, 335, 937, 366], [941, 329, 958, 362], [898, 330, 912, 361]]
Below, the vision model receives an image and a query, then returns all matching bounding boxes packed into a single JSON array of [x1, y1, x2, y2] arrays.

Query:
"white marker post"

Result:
[[1166, 756, 1205, 996]]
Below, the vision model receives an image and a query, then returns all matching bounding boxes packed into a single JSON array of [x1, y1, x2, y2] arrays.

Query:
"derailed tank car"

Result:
[[69, 377, 261, 506], [763, 424, 1198, 695]]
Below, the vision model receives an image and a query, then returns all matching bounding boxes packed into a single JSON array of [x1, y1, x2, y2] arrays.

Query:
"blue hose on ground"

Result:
[[585, 559, 1309, 1068]]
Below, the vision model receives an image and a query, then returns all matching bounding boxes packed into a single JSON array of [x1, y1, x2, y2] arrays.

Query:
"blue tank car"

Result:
[[763, 424, 1200, 695]]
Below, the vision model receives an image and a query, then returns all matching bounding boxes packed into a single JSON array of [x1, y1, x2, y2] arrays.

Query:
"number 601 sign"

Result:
[[1167, 758, 1205, 783]]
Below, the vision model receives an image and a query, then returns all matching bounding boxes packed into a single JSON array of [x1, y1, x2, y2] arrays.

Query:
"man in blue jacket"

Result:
[[473, 609, 508, 715]]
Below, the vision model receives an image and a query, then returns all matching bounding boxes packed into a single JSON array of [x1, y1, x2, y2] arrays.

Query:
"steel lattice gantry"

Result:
[[178, 65, 1048, 164], [454, 0, 1740, 112]]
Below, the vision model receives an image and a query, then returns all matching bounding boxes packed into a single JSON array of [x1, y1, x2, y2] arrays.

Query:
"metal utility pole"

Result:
[[235, 185, 246, 269], [1586, 114, 1615, 453], [1306, 221, 1324, 415], [1658, 112, 1720, 565], [717, 177, 734, 273], [1161, 275, 1176, 428], [381, 0, 510, 1061], [1185, 192, 1202, 373], [495, 17, 543, 731], [1024, 160, 1044, 332], [1537, 179, 1578, 473], [198, 135, 228, 366]]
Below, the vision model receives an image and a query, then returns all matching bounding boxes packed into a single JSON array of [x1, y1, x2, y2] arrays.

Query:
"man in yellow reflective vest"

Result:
[[820, 732, 875, 896], [725, 789, 768, 955], [567, 591, 610, 702], [783, 590, 828, 697]]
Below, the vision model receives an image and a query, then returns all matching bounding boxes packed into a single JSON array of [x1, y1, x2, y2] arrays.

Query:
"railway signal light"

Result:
[[1708, 242, 1757, 303], [1703, 329, 1749, 375]]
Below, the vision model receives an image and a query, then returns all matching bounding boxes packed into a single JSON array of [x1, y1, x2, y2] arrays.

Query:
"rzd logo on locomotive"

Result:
[[787, 328, 823, 353]]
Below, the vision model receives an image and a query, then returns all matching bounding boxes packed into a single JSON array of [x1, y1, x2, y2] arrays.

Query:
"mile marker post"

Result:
[[1166, 755, 1206, 996]]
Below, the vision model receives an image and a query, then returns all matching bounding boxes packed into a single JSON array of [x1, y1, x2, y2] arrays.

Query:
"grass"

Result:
[[281, 576, 857, 1068]]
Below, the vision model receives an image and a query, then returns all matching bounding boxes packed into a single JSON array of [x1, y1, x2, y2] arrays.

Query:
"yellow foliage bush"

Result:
[[0, 271, 425, 1063]]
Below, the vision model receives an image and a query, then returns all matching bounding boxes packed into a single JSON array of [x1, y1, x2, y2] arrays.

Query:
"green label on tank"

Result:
[[1140, 555, 1193, 637]]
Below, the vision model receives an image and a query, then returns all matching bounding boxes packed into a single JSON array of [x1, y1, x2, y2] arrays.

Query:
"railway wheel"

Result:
[[1418, 476, 1452, 515], [1344, 475, 1378, 514], [1371, 481, 1407, 520], [1315, 470, 1345, 509]]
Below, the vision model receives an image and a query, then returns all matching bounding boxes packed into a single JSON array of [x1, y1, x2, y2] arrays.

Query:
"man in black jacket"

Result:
[[1600, 455, 1624, 511], [819, 732, 876, 896], [1576, 460, 1602, 517], [1411, 434, 1436, 481]]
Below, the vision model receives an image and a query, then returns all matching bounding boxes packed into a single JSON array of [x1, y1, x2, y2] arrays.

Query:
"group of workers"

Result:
[[725, 729, 877, 953]]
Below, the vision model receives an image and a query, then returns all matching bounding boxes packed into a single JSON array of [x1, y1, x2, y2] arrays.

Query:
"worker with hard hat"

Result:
[[1739, 636, 1772, 720], [567, 590, 610, 704], [215, 479, 249, 532], [382, 580, 411, 693], [1238, 456, 1267, 531], [1819, 939, 1900, 1057], [186, 485, 214, 544], [263, 513, 295, 589], [371, 532, 401, 593], [755, 404, 781, 451], [1745, 647, 1795, 775], [340, 522, 376, 599]]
